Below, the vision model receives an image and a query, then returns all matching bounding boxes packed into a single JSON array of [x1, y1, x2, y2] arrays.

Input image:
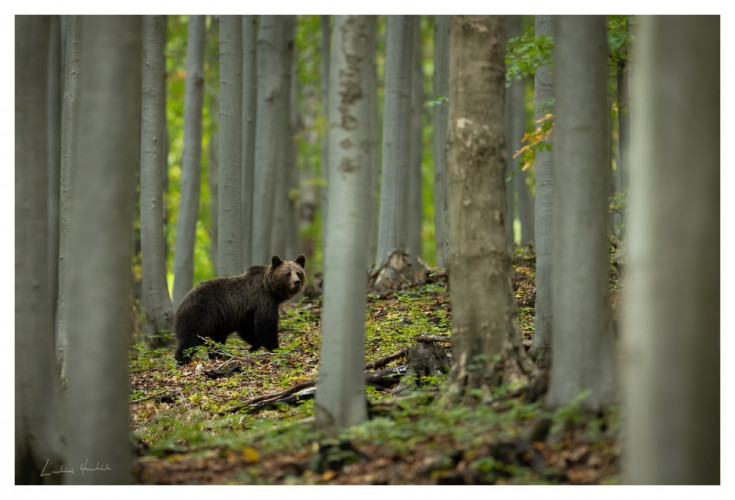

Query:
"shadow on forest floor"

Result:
[[130, 245, 622, 485]]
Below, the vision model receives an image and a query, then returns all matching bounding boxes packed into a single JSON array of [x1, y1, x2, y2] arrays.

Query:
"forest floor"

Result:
[[130, 245, 623, 485]]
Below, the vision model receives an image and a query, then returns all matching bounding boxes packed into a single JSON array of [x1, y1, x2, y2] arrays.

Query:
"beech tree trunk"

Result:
[[432, 15, 450, 269], [623, 15, 719, 485], [545, 15, 616, 411], [445, 15, 536, 399], [15, 15, 66, 484], [140, 15, 174, 345], [271, 22, 297, 259], [218, 15, 244, 276], [173, 15, 205, 308], [407, 15, 423, 269], [320, 15, 331, 251], [65, 15, 141, 484], [375, 15, 414, 269], [315, 15, 374, 431], [528, 14, 555, 366], [365, 16, 379, 269], [56, 14, 82, 374], [252, 15, 295, 265], [47, 15, 62, 323], [241, 15, 257, 270]]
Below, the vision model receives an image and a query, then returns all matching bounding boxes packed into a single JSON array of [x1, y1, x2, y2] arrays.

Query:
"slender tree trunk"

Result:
[[365, 15, 379, 270], [15, 15, 66, 484], [320, 15, 331, 255], [407, 15, 423, 269], [528, 14, 555, 366], [445, 15, 537, 400], [315, 15, 373, 431], [140, 15, 174, 345], [47, 15, 62, 324], [269, 16, 296, 258], [56, 15, 81, 375], [209, 133, 219, 272], [218, 16, 244, 276], [208, 19, 220, 274], [285, 47, 300, 260], [65, 16, 141, 484], [546, 16, 616, 411], [173, 15, 205, 308], [375, 15, 414, 269], [432, 15, 450, 269], [242, 15, 257, 270], [253, 15, 294, 265], [623, 15, 719, 485]]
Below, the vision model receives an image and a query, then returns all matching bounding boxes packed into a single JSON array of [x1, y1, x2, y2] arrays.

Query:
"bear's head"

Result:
[[267, 254, 307, 300]]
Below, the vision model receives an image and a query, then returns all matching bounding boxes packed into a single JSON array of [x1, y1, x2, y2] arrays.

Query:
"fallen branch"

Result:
[[364, 348, 408, 370], [242, 379, 317, 408], [365, 365, 407, 388], [130, 390, 168, 404]]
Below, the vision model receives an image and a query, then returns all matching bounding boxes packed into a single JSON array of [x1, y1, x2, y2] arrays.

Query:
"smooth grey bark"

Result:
[[546, 16, 616, 411], [140, 15, 174, 345], [252, 15, 295, 265], [375, 15, 414, 269], [208, 19, 219, 273], [173, 15, 205, 309], [444, 15, 537, 399], [56, 15, 81, 374], [242, 15, 257, 270], [528, 14, 555, 366], [320, 15, 331, 250], [432, 15, 450, 269], [365, 15, 379, 270], [209, 135, 219, 272], [268, 16, 296, 259], [315, 15, 373, 431], [65, 16, 141, 484], [623, 15, 719, 485], [407, 16, 423, 269], [47, 16, 62, 323], [218, 16, 244, 277], [15, 15, 66, 484], [284, 45, 300, 260]]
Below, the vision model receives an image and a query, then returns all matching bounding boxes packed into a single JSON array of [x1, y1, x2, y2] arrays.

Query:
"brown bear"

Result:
[[174, 254, 306, 364]]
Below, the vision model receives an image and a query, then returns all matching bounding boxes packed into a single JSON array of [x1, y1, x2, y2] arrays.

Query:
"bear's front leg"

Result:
[[251, 308, 279, 351]]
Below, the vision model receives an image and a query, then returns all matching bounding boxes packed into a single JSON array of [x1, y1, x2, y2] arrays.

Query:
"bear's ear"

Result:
[[295, 254, 306, 269], [271, 255, 284, 268]]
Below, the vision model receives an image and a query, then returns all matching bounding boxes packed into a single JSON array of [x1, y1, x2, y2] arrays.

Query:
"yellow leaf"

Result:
[[241, 446, 260, 463], [535, 112, 553, 124]]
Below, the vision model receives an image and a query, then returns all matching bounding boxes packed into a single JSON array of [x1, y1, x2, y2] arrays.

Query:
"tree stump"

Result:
[[391, 342, 450, 396]]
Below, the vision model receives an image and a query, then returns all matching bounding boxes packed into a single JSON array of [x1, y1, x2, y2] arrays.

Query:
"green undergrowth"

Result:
[[130, 248, 620, 484], [130, 280, 455, 458]]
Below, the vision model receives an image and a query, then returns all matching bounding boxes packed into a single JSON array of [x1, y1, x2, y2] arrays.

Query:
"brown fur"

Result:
[[174, 255, 306, 364]]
